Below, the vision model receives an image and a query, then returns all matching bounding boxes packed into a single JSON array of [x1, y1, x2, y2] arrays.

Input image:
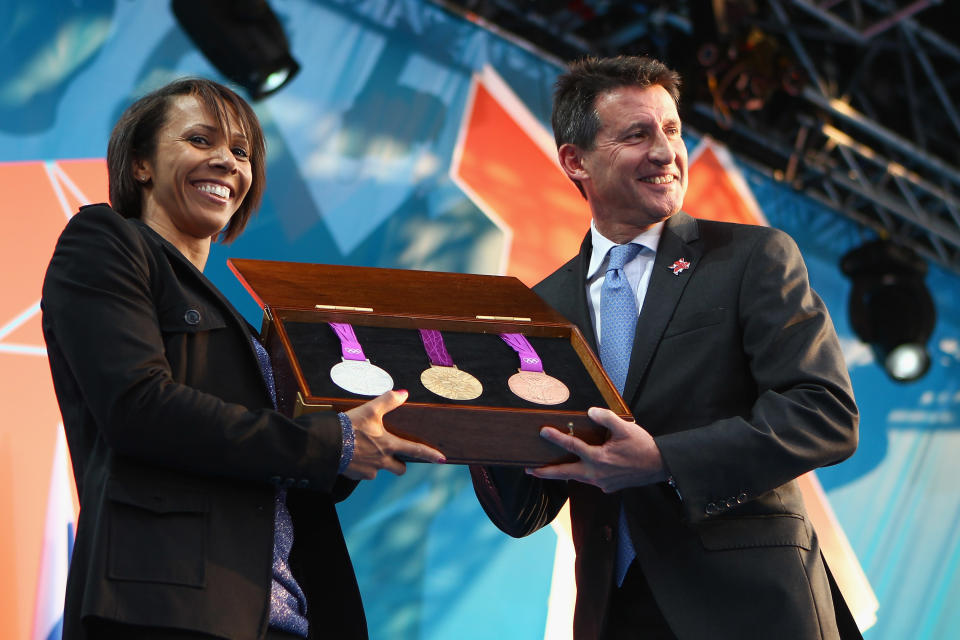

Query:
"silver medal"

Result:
[[330, 358, 394, 396]]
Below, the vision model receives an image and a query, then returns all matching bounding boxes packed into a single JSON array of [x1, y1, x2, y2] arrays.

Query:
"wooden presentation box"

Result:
[[228, 259, 630, 466]]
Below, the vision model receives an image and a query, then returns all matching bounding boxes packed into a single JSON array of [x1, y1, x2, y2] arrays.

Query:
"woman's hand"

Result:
[[343, 390, 446, 480]]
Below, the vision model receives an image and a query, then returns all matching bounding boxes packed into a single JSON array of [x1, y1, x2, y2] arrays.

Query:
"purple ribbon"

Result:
[[419, 329, 456, 367], [500, 333, 544, 373], [329, 323, 367, 362]]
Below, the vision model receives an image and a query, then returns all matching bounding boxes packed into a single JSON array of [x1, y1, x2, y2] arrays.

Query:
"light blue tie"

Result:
[[599, 243, 643, 587]]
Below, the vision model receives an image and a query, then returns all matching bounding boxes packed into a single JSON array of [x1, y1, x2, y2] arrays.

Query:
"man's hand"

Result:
[[526, 407, 667, 492], [343, 390, 446, 480]]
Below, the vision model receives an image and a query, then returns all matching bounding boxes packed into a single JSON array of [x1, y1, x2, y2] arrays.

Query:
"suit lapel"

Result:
[[570, 235, 598, 353], [540, 233, 598, 353], [621, 212, 702, 405]]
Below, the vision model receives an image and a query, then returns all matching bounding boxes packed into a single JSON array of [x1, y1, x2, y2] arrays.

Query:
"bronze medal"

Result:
[[507, 370, 570, 405]]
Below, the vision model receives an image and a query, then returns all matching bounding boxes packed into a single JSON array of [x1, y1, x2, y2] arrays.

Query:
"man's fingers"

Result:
[[526, 461, 583, 481], [587, 406, 636, 438], [539, 426, 593, 458], [587, 406, 623, 428]]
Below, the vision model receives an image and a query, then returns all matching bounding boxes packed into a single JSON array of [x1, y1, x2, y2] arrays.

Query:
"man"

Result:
[[471, 56, 861, 639]]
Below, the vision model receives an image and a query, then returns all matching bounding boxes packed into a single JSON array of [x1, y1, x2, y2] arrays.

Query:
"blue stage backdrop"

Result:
[[1, 1, 958, 639]]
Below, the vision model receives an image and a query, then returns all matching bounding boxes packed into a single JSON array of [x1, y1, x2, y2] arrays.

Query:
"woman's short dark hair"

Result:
[[107, 77, 266, 243], [551, 55, 682, 152]]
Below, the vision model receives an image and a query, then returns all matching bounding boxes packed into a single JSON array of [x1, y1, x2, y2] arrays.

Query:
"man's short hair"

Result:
[[551, 55, 682, 152]]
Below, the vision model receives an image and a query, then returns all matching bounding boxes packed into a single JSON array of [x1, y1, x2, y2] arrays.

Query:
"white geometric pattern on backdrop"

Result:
[[0, 161, 80, 358]]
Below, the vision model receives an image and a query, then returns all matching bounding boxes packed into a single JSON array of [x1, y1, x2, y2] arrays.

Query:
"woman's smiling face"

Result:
[[135, 94, 252, 251]]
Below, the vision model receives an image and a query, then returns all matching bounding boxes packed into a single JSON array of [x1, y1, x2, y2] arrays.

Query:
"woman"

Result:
[[41, 78, 444, 640]]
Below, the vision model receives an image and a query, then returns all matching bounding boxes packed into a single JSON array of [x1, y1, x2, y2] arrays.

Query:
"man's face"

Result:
[[566, 84, 688, 238]]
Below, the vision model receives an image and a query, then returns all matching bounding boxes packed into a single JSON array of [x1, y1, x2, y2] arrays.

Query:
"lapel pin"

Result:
[[668, 258, 690, 275]]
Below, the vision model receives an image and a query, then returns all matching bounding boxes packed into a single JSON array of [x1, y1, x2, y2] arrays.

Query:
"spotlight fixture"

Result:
[[171, 0, 300, 100], [841, 240, 936, 383]]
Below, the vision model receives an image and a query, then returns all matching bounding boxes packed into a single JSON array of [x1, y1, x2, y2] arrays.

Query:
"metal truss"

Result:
[[432, 0, 960, 274], [766, 0, 960, 274], [681, 0, 960, 275]]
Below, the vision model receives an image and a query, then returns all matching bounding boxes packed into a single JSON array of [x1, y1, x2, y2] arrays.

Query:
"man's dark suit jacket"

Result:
[[472, 212, 861, 639], [42, 205, 366, 640]]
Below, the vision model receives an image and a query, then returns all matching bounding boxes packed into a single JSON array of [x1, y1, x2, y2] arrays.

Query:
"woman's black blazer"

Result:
[[42, 204, 366, 640]]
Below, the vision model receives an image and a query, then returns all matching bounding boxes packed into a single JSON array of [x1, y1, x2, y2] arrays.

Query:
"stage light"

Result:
[[885, 344, 928, 382], [171, 0, 300, 100], [841, 240, 936, 382]]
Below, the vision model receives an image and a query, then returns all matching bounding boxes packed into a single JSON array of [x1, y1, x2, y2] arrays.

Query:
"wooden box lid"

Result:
[[229, 258, 570, 326], [228, 258, 627, 466]]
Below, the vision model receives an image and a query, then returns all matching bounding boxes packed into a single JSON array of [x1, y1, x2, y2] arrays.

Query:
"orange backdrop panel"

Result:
[[0, 159, 107, 640], [457, 83, 590, 286], [685, 144, 762, 225]]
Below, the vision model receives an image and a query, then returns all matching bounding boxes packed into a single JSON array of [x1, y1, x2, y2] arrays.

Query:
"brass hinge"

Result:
[[476, 315, 532, 322], [315, 304, 374, 312]]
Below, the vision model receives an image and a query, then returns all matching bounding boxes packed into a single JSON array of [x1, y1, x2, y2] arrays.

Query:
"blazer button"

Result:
[[602, 525, 613, 542], [184, 308, 201, 325]]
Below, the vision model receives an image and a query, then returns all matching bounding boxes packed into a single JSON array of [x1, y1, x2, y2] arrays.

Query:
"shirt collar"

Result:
[[586, 220, 665, 280]]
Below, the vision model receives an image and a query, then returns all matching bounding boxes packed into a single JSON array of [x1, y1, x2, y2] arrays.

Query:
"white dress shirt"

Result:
[[585, 220, 681, 499], [586, 220, 665, 345]]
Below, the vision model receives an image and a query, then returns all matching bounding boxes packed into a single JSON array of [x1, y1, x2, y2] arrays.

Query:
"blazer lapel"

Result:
[[570, 235, 597, 353], [162, 243, 276, 406], [621, 212, 702, 405], [134, 220, 265, 376], [164, 243, 254, 336], [538, 233, 598, 353]]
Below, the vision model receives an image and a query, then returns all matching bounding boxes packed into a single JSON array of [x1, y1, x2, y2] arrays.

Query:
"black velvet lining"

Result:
[[283, 321, 607, 410]]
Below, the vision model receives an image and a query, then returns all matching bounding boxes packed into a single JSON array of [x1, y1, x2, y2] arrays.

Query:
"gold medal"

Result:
[[420, 365, 483, 401], [418, 329, 484, 401]]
